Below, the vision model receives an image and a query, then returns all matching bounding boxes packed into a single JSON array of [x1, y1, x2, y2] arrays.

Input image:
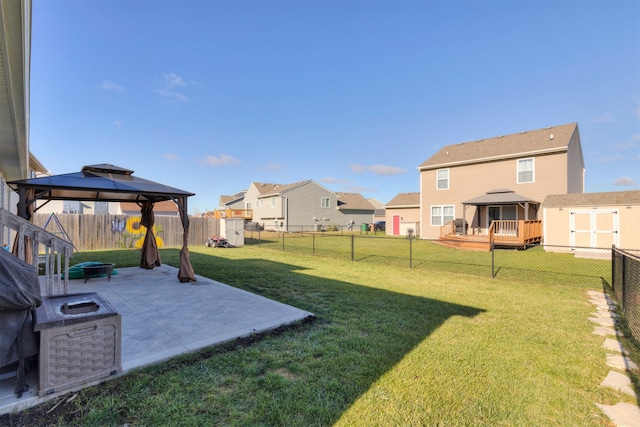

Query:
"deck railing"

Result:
[[440, 220, 456, 238], [1, 208, 74, 295], [489, 220, 543, 245], [441, 219, 543, 248], [211, 209, 253, 220]]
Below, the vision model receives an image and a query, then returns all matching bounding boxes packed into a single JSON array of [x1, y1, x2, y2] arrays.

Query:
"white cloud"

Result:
[[592, 112, 615, 123], [100, 80, 125, 92], [114, 121, 124, 128], [162, 73, 186, 89], [320, 177, 351, 184], [350, 163, 405, 175], [201, 154, 239, 166], [265, 163, 283, 171], [599, 153, 623, 163], [155, 88, 188, 102], [614, 176, 637, 186], [369, 164, 406, 175], [155, 73, 191, 102], [162, 153, 179, 161]]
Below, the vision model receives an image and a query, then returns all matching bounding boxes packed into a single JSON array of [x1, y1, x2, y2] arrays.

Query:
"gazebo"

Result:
[[8, 164, 196, 283]]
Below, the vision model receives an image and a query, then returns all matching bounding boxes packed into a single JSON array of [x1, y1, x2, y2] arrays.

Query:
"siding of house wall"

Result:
[[566, 131, 585, 194], [385, 207, 420, 235], [420, 151, 569, 239], [543, 205, 640, 251], [283, 183, 337, 227]]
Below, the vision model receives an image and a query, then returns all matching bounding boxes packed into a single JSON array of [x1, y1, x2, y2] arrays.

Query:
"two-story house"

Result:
[[244, 180, 375, 231], [418, 123, 585, 241]]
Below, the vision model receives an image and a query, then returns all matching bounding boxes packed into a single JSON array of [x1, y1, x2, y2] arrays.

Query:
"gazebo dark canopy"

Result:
[[8, 164, 196, 282]]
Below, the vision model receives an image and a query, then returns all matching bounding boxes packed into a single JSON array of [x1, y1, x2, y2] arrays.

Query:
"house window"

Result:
[[321, 197, 330, 208], [259, 199, 264, 207], [271, 196, 277, 207], [437, 169, 449, 190], [517, 158, 534, 183], [431, 205, 454, 226]]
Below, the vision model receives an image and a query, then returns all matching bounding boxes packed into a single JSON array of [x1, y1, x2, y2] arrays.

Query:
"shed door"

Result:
[[570, 210, 618, 249]]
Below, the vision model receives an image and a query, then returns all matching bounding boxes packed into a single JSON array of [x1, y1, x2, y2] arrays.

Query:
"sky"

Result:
[[30, 0, 640, 215]]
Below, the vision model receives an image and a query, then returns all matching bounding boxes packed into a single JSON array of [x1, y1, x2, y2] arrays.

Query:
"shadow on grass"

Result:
[[35, 248, 485, 426], [183, 250, 485, 426]]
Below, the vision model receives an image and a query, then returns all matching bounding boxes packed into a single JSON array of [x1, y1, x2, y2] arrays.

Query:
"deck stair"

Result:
[[436, 235, 491, 251]]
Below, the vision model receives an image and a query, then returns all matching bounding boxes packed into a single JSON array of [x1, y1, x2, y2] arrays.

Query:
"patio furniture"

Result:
[[82, 263, 115, 283]]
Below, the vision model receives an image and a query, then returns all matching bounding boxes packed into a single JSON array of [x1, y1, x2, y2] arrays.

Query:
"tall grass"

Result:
[[11, 244, 633, 426]]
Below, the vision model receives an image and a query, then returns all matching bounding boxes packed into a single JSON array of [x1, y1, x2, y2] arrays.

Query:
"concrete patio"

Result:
[[0, 265, 314, 415]]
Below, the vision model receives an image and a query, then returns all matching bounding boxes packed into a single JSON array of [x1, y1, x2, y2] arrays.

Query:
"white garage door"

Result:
[[570, 210, 618, 249]]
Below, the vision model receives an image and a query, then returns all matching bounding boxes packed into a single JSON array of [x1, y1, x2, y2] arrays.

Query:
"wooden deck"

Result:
[[439, 220, 543, 251]]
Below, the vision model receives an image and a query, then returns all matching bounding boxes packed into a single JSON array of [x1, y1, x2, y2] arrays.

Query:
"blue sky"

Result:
[[30, 0, 639, 214]]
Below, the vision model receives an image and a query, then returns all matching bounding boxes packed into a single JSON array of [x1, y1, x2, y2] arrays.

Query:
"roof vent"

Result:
[[550, 134, 554, 140]]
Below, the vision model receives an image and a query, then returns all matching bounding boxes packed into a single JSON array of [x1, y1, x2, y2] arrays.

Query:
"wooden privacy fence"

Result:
[[33, 213, 220, 251]]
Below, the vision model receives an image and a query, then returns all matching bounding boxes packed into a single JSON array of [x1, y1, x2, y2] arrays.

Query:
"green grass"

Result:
[[8, 243, 636, 426]]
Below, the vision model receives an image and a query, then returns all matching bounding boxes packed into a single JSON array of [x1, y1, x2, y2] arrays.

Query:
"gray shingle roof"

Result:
[[385, 192, 420, 207], [336, 192, 375, 210], [542, 190, 640, 208], [463, 189, 539, 206], [419, 123, 578, 170]]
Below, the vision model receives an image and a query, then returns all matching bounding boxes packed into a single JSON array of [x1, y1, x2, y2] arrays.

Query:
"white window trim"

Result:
[[436, 168, 449, 190], [517, 158, 535, 184], [430, 204, 455, 226], [321, 197, 330, 208]]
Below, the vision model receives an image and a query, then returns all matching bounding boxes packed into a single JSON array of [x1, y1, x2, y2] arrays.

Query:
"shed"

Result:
[[541, 190, 640, 253]]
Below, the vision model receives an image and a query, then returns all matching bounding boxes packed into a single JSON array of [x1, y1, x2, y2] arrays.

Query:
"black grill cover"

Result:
[[0, 247, 41, 311], [0, 248, 41, 397]]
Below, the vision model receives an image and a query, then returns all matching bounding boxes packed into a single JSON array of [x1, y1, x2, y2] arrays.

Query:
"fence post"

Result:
[[313, 232, 315, 256], [409, 236, 413, 268], [351, 234, 354, 262], [491, 242, 495, 278]]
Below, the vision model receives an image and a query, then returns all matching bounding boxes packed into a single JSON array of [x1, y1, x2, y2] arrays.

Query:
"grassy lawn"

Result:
[[4, 242, 636, 426]]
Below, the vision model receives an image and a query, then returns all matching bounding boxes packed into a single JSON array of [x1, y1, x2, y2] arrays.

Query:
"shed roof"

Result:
[[541, 190, 640, 208], [419, 123, 578, 170], [386, 192, 420, 207]]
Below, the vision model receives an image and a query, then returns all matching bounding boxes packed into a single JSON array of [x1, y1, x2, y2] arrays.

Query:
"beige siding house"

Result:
[[542, 190, 640, 252], [418, 123, 585, 240], [385, 192, 420, 236]]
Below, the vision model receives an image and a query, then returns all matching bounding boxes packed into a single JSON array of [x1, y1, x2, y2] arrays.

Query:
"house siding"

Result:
[[543, 205, 640, 251], [566, 130, 585, 194], [283, 183, 337, 228], [385, 207, 420, 236], [420, 151, 570, 239], [542, 191, 640, 252]]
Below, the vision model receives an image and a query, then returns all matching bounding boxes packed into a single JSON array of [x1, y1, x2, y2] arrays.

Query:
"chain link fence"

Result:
[[242, 230, 622, 289], [612, 247, 640, 343]]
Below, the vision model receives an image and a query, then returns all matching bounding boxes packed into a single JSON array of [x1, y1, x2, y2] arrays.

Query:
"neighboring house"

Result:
[[385, 192, 420, 236], [541, 190, 640, 253], [219, 191, 246, 210], [336, 192, 377, 228], [368, 198, 386, 223], [119, 201, 179, 216], [418, 123, 584, 240], [244, 180, 374, 231]]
